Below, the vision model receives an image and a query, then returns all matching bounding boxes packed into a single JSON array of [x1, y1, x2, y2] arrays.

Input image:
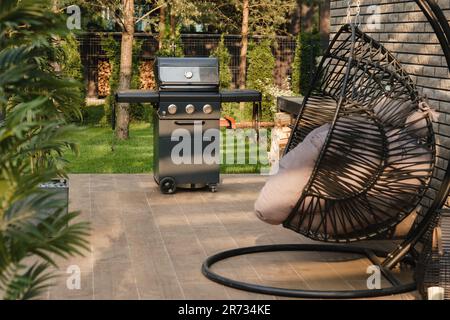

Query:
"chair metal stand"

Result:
[[202, 0, 450, 299], [202, 244, 416, 299]]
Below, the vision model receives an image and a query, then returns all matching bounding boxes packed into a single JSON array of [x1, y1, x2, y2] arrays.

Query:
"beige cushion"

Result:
[[254, 124, 330, 225], [255, 121, 432, 239], [373, 96, 414, 127], [405, 105, 438, 139]]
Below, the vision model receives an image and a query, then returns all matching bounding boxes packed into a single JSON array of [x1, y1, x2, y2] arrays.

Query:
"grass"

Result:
[[65, 123, 269, 174], [65, 123, 153, 174]]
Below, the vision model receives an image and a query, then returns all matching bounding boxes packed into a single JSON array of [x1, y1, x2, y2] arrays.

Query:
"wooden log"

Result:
[[139, 60, 155, 90], [269, 126, 292, 166], [235, 121, 274, 128], [97, 60, 112, 97], [274, 112, 292, 127]]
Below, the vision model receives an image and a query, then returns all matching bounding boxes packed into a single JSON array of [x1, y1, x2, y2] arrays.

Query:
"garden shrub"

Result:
[[0, 0, 89, 299], [74, 103, 153, 126], [101, 36, 149, 126], [101, 36, 119, 126], [58, 33, 85, 122], [157, 24, 184, 57], [210, 35, 238, 120], [80, 104, 106, 125], [129, 103, 154, 122], [291, 31, 322, 95], [247, 39, 276, 122], [211, 35, 232, 89], [59, 33, 83, 82]]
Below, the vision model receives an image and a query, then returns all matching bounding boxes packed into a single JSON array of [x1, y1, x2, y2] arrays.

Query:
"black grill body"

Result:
[[115, 57, 261, 194]]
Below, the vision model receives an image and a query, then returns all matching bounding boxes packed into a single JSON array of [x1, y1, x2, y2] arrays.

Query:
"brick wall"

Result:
[[330, 0, 450, 208]]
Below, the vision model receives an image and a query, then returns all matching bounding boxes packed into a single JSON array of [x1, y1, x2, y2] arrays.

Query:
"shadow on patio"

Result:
[[46, 174, 419, 300]]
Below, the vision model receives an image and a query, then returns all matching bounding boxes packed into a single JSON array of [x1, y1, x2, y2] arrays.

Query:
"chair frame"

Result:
[[202, 0, 450, 298]]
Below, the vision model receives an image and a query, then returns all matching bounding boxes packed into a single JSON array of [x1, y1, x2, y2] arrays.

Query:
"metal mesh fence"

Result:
[[78, 32, 298, 98]]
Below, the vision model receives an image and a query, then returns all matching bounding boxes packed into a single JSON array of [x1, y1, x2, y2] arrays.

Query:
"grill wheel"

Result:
[[159, 177, 176, 194]]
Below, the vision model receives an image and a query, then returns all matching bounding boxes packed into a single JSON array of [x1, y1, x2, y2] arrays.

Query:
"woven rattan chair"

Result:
[[202, 0, 450, 298]]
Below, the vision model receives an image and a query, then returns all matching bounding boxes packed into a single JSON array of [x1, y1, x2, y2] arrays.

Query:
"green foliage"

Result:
[[58, 33, 85, 108], [101, 37, 150, 126], [79, 104, 106, 125], [130, 103, 154, 122], [0, 0, 89, 300], [131, 40, 143, 90], [101, 36, 120, 126], [63, 124, 266, 174], [211, 35, 236, 119], [157, 24, 184, 57], [59, 34, 83, 81], [247, 39, 276, 122], [130, 40, 153, 122], [73, 103, 153, 126], [64, 123, 154, 174], [291, 35, 301, 95], [291, 31, 322, 95], [211, 36, 232, 89]]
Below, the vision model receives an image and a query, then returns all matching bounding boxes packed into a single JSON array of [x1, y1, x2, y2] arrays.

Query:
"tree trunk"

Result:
[[238, 0, 249, 112], [289, 0, 302, 35], [319, 0, 330, 51], [170, 5, 176, 39], [159, 3, 166, 49], [51, 0, 58, 12], [300, 2, 315, 33], [116, 0, 134, 140], [84, 35, 97, 98], [86, 58, 97, 98]]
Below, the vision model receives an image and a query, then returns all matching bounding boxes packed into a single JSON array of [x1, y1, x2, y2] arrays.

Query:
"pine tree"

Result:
[[211, 35, 232, 89], [247, 39, 276, 121]]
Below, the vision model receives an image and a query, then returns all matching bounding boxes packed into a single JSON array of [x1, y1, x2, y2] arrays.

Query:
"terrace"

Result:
[[45, 174, 418, 300], [2, 0, 450, 303]]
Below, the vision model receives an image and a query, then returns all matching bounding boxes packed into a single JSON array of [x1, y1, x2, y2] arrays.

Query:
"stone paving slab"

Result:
[[45, 174, 419, 300]]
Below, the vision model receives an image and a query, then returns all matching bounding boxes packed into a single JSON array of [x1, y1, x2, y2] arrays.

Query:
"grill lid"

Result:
[[155, 57, 219, 91]]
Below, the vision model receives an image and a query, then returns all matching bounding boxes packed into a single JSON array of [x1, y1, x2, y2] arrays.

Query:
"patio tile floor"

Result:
[[46, 174, 420, 300]]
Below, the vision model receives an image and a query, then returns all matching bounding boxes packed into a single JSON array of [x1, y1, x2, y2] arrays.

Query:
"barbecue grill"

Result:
[[115, 57, 262, 194]]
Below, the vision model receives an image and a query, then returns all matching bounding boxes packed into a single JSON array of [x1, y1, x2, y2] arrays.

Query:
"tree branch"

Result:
[[135, 4, 164, 24]]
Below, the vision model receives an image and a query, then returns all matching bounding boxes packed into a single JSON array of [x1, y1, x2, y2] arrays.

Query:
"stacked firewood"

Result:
[[97, 59, 155, 96], [268, 112, 293, 172], [97, 60, 112, 97], [274, 112, 292, 127], [139, 60, 155, 90]]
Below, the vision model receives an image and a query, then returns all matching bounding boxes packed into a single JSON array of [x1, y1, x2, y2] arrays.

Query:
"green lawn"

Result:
[[65, 123, 153, 173], [65, 123, 268, 174]]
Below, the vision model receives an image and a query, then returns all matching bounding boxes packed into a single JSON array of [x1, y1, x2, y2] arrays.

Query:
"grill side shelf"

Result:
[[220, 90, 262, 103], [115, 90, 160, 104]]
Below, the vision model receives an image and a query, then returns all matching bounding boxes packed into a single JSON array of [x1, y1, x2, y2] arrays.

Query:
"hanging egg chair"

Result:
[[202, 0, 450, 298]]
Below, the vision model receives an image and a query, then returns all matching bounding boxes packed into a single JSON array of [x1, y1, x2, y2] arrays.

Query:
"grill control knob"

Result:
[[185, 104, 195, 114], [167, 104, 177, 114], [203, 104, 213, 114]]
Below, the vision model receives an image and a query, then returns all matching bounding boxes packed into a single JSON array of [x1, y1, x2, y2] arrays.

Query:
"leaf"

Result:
[[0, 0, 89, 300], [3, 262, 55, 300]]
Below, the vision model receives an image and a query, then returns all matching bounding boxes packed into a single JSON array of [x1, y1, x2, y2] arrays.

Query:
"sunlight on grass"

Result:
[[65, 123, 153, 173], [65, 123, 269, 174]]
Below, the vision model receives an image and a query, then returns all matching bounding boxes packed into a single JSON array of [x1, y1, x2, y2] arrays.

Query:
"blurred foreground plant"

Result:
[[0, 0, 89, 299]]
